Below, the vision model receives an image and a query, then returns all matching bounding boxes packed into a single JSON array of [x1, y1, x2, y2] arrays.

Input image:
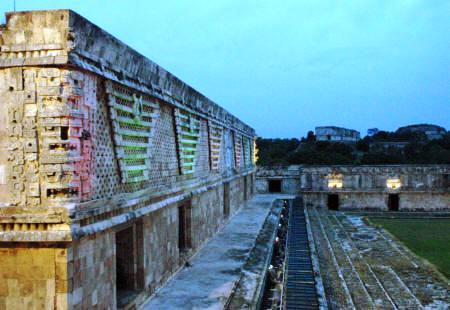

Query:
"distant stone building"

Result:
[[397, 124, 447, 140], [370, 141, 409, 150], [367, 128, 379, 136], [257, 165, 450, 211], [315, 126, 360, 142], [0, 10, 256, 309]]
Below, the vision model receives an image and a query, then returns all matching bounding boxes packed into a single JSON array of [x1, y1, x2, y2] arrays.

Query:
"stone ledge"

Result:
[[225, 198, 284, 308], [71, 170, 256, 239], [0, 230, 72, 242]]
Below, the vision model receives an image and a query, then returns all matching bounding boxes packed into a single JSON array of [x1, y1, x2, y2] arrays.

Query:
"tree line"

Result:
[[256, 131, 450, 166]]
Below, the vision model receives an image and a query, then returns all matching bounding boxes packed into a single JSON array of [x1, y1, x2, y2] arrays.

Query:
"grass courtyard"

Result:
[[369, 218, 450, 279]]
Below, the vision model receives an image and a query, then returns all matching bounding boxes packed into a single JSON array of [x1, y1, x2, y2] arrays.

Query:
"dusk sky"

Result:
[[1, 1, 449, 138]]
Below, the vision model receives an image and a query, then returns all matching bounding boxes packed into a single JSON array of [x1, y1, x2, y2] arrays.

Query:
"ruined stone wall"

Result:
[[0, 10, 257, 309], [257, 165, 450, 210]]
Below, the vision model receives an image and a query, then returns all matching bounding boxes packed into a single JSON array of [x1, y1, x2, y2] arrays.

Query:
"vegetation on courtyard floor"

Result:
[[369, 218, 450, 279]]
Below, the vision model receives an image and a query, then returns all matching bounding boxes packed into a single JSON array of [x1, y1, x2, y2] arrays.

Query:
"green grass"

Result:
[[369, 218, 450, 279]]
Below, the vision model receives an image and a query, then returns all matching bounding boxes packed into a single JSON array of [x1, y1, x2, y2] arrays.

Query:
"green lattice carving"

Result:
[[233, 132, 242, 168], [106, 81, 159, 183], [175, 109, 200, 176], [208, 121, 223, 171], [243, 136, 251, 167]]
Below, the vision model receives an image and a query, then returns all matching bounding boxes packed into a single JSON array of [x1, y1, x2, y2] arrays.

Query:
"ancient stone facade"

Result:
[[0, 10, 256, 309], [315, 126, 360, 142], [257, 165, 449, 211]]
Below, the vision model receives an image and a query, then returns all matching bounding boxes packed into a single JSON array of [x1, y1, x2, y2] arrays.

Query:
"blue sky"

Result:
[[1, 1, 449, 138]]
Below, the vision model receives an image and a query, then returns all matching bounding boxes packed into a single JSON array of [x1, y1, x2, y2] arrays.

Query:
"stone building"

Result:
[[369, 141, 409, 150], [315, 126, 360, 142], [367, 128, 379, 136], [396, 124, 447, 140], [0, 10, 256, 309], [257, 165, 449, 211]]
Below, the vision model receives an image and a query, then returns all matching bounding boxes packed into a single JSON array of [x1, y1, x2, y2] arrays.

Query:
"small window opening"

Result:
[[60, 126, 69, 140], [243, 176, 248, 200], [223, 182, 230, 217]]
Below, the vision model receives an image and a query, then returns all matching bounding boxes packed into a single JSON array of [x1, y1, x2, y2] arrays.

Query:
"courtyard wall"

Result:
[[257, 165, 449, 211]]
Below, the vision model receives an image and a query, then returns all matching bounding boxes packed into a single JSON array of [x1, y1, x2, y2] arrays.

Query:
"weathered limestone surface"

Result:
[[0, 10, 257, 309], [0, 247, 69, 309], [257, 165, 450, 210]]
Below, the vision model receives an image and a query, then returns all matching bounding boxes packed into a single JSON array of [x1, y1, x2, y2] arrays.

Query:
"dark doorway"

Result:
[[243, 176, 248, 200], [116, 224, 143, 308], [327, 194, 339, 211], [268, 179, 282, 193], [223, 182, 230, 217], [388, 194, 399, 211], [178, 202, 192, 252]]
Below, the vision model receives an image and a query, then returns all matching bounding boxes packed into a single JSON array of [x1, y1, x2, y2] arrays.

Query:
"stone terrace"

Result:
[[142, 194, 294, 310], [307, 207, 449, 309]]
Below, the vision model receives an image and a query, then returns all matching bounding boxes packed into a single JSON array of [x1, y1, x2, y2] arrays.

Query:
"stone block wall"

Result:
[[143, 206, 179, 295], [0, 10, 257, 309], [0, 246, 69, 309], [70, 233, 115, 309], [191, 186, 224, 249]]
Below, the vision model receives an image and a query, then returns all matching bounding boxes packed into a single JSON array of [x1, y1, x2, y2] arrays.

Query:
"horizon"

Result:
[[2, 1, 449, 138]]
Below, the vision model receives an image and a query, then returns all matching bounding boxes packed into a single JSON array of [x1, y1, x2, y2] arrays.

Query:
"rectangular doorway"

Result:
[[178, 201, 192, 252], [268, 179, 282, 193], [223, 182, 230, 218], [388, 194, 399, 211], [243, 176, 248, 200], [116, 224, 142, 308], [327, 194, 339, 211]]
